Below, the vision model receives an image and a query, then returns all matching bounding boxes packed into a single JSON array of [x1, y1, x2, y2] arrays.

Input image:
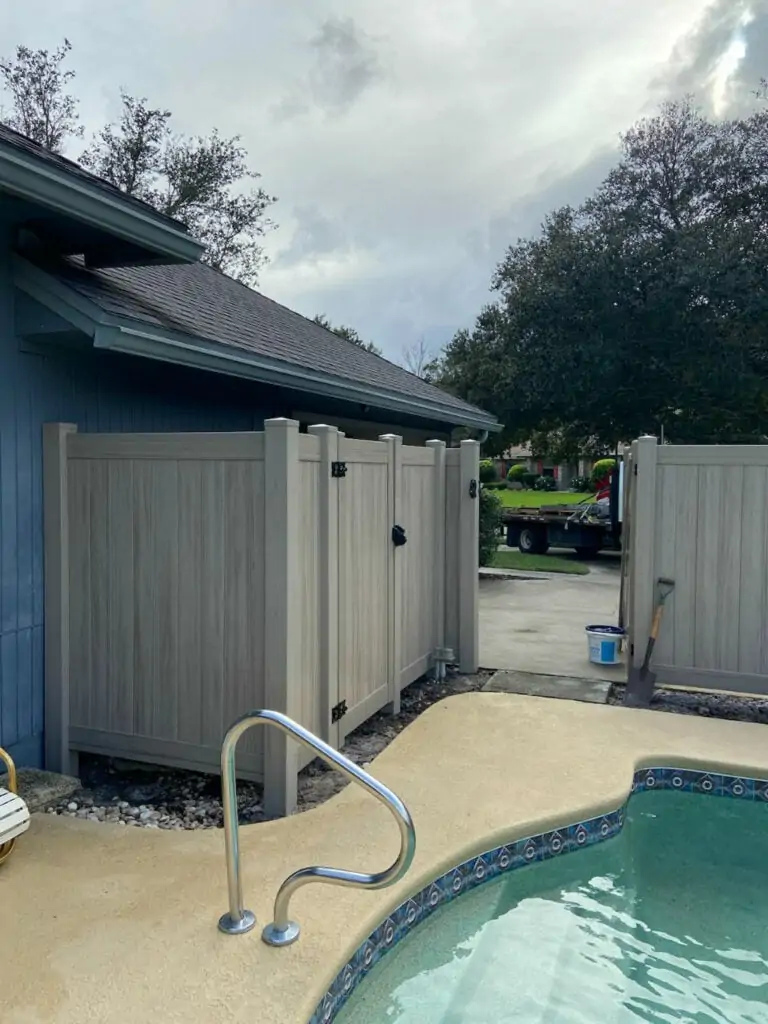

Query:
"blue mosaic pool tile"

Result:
[[308, 767, 768, 1024]]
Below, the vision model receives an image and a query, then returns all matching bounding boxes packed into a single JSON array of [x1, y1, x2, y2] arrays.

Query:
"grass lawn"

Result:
[[494, 489, 595, 508], [488, 550, 590, 575]]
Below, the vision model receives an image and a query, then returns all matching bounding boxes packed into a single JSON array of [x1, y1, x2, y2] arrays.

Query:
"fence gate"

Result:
[[628, 436, 768, 696], [44, 419, 480, 816], [335, 436, 394, 738]]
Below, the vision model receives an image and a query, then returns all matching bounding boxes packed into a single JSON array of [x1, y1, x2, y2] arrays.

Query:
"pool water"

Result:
[[335, 792, 768, 1023]]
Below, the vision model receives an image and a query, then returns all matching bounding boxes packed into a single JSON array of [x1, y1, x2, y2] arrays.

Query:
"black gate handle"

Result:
[[392, 524, 407, 547]]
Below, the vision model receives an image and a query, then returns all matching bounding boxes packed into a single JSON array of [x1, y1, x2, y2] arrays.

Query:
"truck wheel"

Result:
[[574, 545, 601, 558], [519, 527, 549, 555]]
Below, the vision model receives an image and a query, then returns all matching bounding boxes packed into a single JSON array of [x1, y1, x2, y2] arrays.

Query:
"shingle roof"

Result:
[[0, 123, 189, 233], [46, 256, 496, 425]]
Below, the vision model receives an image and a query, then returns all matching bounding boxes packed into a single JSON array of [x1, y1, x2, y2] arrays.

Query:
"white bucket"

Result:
[[585, 625, 625, 666]]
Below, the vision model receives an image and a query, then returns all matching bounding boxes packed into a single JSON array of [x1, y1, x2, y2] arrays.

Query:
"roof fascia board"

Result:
[[96, 323, 501, 430], [13, 256, 501, 430], [0, 141, 203, 263], [13, 255, 108, 336]]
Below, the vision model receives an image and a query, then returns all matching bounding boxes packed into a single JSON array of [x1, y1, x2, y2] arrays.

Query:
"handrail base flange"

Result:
[[218, 909, 257, 935], [262, 920, 301, 947]]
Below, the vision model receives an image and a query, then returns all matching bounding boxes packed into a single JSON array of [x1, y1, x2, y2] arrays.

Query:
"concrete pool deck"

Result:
[[3, 693, 768, 1024]]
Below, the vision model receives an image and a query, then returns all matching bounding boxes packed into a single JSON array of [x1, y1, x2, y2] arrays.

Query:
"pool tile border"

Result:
[[308, 766, 768, 1024]]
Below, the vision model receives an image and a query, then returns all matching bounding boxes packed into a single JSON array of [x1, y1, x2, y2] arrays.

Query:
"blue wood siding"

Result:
[[0, 232, 280, 767]]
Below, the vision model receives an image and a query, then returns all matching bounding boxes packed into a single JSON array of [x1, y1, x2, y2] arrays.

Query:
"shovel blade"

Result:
[[624, 666, 656, 708]]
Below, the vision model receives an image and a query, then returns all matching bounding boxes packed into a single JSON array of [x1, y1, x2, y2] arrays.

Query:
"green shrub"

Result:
[[479, 459, 497, 483], [506, 463, 527, 483], [533, 475, 557, 491], [570, 475, 594, 492], [521, 471, 538, 489], [590, 458, 617, 487], [478, 487, 503, 566]]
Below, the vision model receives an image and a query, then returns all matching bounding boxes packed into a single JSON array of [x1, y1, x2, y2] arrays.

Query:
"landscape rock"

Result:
[[43, 670, 490, 830]]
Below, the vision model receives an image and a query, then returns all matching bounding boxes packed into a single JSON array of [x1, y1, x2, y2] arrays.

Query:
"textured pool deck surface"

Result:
[[3, 693, 768, 1024]]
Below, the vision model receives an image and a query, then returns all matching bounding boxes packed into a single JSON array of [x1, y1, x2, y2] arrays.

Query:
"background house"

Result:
[[494, 445, 598, 489], [0, 124, 498, 769]]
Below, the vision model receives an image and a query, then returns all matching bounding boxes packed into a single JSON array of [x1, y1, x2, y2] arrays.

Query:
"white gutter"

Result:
[[94, 323, 501, 432]]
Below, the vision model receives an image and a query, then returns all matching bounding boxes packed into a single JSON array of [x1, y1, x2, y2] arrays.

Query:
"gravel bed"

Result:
[[46, 670, 490, 829], [609, 684, 768, 724]]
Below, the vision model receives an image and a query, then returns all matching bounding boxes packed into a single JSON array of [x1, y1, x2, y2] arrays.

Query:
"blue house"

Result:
[[0, 125, 497, 769]]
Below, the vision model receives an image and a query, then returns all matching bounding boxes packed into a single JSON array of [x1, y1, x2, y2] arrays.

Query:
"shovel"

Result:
[[624, 577, 675, 708]]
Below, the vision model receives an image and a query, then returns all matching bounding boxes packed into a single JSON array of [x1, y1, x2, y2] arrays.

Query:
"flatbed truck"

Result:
[[503, 462, 623, 557]]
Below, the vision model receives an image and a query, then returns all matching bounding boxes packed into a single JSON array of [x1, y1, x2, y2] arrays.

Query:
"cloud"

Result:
[[3, 0, 763, 361], [309, 16, 384, 112], [272, 14, 385, 121], [661, 0, 768, 114]]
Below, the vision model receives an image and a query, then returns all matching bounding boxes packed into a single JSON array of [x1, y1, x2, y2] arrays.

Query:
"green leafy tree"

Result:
[[81, 94, 276, 284], [0, 42, 276, 285], [312, 314, 382, 355], [0, 40, 82, 151], [440, 98, 768, 449]]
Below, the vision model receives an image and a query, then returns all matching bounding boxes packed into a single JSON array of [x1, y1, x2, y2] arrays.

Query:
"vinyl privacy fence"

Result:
[[44, 419, 480, 814], [627, 436, 768, 697]]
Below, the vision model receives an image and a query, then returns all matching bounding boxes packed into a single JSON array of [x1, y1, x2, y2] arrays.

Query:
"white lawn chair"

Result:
[[0, 748, 30, 864]]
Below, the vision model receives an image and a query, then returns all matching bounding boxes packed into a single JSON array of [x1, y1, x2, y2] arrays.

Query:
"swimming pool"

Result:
[[314, 770, 768, 1023]]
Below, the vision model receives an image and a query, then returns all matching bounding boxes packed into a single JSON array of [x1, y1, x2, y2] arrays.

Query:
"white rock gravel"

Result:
[[45, 671, 489, 829]]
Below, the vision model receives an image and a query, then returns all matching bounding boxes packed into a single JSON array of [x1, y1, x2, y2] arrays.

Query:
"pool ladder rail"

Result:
[[218, 709, 417, 947]]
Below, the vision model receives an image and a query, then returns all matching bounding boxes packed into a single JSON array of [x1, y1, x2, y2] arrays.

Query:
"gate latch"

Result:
[[469, 479, 478, 499], [392, 524, 407, 547]]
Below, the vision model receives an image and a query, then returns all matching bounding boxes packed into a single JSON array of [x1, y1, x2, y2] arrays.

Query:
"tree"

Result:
[[440, 98, 768, 450], [312, 314, 382, 355], [401, 336, 439, 380], [0, 42, 276, 285], [0, 40, 82, 151], [81, 93, 276, 284]]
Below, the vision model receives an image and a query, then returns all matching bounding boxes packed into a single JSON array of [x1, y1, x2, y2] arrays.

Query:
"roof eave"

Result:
[[12, 255, 501, 432], [0, 141, 203, 265], [95, 323, 502, 431]]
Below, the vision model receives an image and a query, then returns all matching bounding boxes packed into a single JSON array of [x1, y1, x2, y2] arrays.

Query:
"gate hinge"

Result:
[[630, 643, 635, 656], [331, 462, 347, 479], [331, 700, 348, 723], [633, 464, 637, 476]]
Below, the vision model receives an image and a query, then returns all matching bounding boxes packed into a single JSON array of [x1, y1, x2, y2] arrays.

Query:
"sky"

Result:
[[0, 0, 765, 361]]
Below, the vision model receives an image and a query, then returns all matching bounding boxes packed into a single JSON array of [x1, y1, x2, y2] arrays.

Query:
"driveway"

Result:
[[479, 555, 625, 681]]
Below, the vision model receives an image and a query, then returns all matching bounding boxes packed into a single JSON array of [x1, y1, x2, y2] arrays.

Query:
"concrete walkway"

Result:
[[479, 556, 625, 681]]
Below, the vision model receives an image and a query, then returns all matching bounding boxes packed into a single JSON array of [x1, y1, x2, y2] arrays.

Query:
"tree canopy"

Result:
[[312, 314, 382, 355], [439, 98, 768, 454], [0, 41, 276, 285]]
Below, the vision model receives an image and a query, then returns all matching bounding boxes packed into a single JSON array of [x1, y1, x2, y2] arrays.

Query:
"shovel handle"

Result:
[[648, 603, 664, 642]]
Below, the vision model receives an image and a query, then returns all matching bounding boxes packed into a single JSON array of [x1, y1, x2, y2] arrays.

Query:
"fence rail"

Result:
[[44, 419, 480, 815]]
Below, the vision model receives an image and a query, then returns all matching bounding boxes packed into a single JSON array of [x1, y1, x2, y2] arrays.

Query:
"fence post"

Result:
[[308, 424, 340, 749], [426, 440, 447, 673], [263, 418, 301, 816], [458, 439, 480, 673], [628, 436, 658, 677], [379, 433, 403, 713], [43, 422, 77, 775]]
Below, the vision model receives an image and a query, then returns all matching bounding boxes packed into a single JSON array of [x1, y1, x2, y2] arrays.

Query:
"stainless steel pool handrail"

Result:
[[217, 709, 417, 947]]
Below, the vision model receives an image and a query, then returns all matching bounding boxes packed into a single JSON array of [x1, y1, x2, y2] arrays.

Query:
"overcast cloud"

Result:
[[1, 0, 765, 358]]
